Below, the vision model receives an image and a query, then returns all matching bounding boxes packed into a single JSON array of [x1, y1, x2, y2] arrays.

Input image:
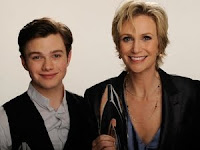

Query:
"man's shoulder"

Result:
[[65, 90, 84, 105], [3, 92, 28, 108], [0, 106, 8, 121], [3, 92, 35, 118], [66, 90, 83, 99]]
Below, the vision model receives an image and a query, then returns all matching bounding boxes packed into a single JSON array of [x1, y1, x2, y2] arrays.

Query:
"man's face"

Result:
[[21, 33, 71, 93]]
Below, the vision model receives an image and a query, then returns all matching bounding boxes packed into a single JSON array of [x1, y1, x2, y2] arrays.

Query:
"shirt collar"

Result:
[[27, 83, 66, 112]]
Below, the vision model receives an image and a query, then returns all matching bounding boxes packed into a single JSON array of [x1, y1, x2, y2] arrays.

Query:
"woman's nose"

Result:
[[131, 40, 141, 53]]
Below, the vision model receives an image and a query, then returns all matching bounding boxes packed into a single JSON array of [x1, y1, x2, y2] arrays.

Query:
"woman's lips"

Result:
[[129, 56, 146, 61]]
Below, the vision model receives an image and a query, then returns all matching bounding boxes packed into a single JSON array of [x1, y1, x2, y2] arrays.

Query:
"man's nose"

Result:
[[42, 58, 54, 71]]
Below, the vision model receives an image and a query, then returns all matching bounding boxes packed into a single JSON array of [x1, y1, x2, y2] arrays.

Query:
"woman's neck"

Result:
[[125, 70, 160, 101]]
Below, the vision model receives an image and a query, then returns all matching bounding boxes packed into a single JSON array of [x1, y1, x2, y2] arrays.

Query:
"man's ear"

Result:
[[66, 51, 72, 67], [20, 55, 28, 70]]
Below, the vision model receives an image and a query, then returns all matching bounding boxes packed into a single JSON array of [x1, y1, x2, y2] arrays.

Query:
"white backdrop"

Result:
[[0, 0, 200, 105]]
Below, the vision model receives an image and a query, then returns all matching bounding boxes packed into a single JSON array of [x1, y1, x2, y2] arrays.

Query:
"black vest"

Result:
[[3, 91, 91, 150]]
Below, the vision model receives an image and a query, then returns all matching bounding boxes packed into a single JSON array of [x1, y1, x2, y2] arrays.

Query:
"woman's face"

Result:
[[119, 15, 159, 74]]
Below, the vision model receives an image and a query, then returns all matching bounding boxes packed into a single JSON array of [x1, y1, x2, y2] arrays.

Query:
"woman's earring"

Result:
[[159, 53, 163, 57]]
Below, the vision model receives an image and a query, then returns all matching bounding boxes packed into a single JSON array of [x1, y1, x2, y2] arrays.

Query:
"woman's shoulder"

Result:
[[169, 72, 199, 86], [85, 71, 127, 93], [159, 68, 200, 91]]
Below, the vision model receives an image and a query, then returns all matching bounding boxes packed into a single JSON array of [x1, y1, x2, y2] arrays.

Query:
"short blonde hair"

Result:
[[112, 0, 169, 68]]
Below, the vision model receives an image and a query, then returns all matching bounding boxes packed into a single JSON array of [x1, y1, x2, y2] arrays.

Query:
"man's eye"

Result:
[[122, 36, 132, 42], [143, 36, 152, 41], [53, 54, 61, 58], [32, 56, 40, 60]]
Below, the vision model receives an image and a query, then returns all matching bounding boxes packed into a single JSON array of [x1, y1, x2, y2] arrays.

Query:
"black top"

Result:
[[4, 90, 92, 150], [84, 68, 200, 150]]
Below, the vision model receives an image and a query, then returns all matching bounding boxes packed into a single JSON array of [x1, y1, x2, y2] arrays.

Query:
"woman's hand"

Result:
[[92, 134, 116, 150]]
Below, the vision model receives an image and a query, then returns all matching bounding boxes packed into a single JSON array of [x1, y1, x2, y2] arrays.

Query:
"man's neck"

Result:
[[31, 83, 65, 110]]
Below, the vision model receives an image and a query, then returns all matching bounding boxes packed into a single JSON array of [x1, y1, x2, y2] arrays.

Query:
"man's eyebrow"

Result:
[[27, 50, 64, 56], [27, 51, 42, 57], [51, 50, 64, 53]]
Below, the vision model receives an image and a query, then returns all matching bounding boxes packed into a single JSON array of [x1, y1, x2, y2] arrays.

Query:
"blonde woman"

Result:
[[84, 1, 200, 150]]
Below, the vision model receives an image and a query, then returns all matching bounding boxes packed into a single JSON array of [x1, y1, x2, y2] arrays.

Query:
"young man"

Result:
[[0, 17, 91, 150]]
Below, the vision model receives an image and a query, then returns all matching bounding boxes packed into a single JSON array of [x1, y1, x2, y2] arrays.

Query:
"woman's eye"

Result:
[[122, 36, 132, 42], [143, 36, 152, 41]]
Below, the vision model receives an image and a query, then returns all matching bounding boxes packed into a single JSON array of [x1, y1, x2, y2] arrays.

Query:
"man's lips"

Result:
[[40, 73, 58, 79]]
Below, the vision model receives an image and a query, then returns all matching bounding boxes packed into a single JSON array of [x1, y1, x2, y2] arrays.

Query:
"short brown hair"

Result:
[[18, 17, 73, 58]]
